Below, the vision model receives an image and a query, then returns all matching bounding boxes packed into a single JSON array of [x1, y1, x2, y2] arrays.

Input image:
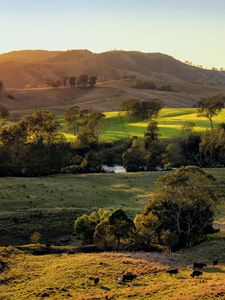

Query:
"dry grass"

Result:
[[0, 244, 225, 300]]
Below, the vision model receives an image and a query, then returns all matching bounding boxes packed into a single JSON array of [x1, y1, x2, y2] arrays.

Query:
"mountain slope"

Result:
[[1, 50, 225, 89]]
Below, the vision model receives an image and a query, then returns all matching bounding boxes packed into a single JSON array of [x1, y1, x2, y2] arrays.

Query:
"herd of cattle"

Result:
[[86, 259, 220, 286]]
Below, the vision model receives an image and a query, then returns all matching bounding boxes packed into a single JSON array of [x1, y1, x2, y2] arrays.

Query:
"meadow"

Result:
[[59, 108, 225, 142], [1, 170, 225, 299]]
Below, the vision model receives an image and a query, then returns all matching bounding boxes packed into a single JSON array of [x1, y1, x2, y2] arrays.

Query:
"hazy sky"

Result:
[[0, 0, 225, 67]]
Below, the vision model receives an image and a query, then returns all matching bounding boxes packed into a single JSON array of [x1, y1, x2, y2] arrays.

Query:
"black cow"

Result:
[[213, 260, 219, 266], [166, 268, 179, 276], [122, 273, 137, 282], [190, 270, 203, 278], [193, 262, 207, 269]]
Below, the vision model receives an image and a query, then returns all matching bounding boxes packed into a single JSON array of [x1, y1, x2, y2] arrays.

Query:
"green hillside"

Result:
[[60, 108, 225, 142]]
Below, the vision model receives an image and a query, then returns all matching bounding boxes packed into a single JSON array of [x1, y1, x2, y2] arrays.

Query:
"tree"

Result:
[[200, 128, 225, 166], [62, 77, 68, 87], [161, 143, 184, 169], [76, 111, 105, 148], [64, 106, 80, 135], [18, 110, 60, 144], [74, 209, 112, 244], [77, 74, 88, 88], [108, 209, 134, 249], [144, 120, 159, 148], [94, 209, 133, 250], [122, 137, 146, 171], [81, 151, 103, 172], [180, 122, 201, 166], [69, 76, 76, 88], [121, 99, 163, 120], [88, 76, 97, 87], [197, 94, 225, 130], [135, 166, 217, 250]]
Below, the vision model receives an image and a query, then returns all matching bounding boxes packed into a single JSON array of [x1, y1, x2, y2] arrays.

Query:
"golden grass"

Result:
[[0, 245, 225, 300]]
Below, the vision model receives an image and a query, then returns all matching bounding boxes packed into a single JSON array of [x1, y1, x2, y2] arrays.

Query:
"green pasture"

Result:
[[100, 108, 225, 141], [58, 108, 225, 142]]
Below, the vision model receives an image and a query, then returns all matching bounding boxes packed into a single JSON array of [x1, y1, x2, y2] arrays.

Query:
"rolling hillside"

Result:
[[1, 50, 225, 89], [1, 50, 225, 114]]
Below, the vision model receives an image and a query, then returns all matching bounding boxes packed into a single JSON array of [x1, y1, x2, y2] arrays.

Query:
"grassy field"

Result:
[[0, 239, 225, 300], [58, 108, 225, 142], [0, 170, 225, 299], [0, 169, 225, 245]]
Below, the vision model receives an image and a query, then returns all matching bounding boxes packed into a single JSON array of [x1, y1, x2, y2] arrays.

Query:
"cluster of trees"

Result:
[[46, 75, 97, 89], [121, 98, 163, 120], [132, 81, 177, 92], [0, 107, 105, 176], [122, 93, 225, 171], [75, 167, 217, 251]]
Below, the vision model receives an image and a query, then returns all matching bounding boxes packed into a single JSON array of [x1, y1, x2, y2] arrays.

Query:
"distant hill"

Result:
[[1, 50, 225, 114], [1, 49, 225, 89]]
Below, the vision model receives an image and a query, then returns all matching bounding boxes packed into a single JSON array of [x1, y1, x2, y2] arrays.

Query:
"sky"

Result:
[[0, 0, 225, 67]]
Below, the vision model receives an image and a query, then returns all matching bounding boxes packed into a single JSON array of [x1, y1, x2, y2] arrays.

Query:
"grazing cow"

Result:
[[67, 250, 75, 255], [213, 260, 219, 266], [166, 269, 179, 276], [190, 270, 203, 278], [89, 277, 99, 285], [122, 272, 137, 282], [193, 262, 207, 269]]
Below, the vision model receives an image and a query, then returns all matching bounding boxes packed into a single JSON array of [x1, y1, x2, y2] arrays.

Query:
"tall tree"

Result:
[[64, 106, 80, 135], [197, 94, 225, 130], [18, 110, 60, 143]]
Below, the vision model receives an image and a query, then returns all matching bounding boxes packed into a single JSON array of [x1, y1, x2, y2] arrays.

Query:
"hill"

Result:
[[1, 49, 225, 114], [1, 50, 225, 89]]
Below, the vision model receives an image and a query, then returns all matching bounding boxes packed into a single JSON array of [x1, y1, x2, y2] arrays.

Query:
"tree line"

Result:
[[74, 166, 218, 252], [0, 108, 105, 176], [46, 74, 97, 89], [121, 94, 225, 171], [0, 93, 224, 176]]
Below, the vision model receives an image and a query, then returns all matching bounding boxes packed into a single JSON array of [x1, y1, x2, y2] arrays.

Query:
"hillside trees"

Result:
[[197, 94, 225, 129], [134, 166, 217, 251], [46, 75, 96, 89], [121, 98, 163, 120]]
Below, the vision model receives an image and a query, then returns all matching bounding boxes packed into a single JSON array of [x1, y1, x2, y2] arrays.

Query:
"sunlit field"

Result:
[[100, 108, 225, 141], [58, 108, 225, 142]]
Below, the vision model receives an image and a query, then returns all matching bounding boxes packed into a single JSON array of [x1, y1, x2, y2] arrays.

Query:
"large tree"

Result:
[[197, 94, 225, 130], [121, 98, 163, 121], [135, 166, 217, 251]]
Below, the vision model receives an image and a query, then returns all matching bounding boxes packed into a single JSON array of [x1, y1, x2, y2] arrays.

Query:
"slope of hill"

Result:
[[1, 49, 225, 89]]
